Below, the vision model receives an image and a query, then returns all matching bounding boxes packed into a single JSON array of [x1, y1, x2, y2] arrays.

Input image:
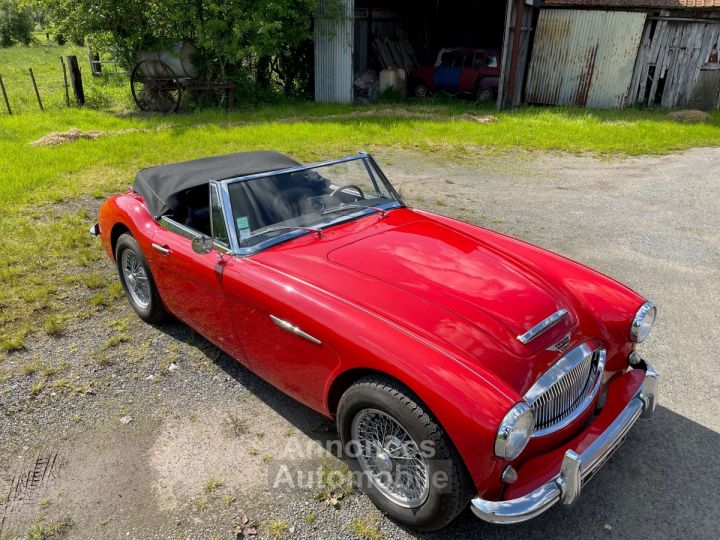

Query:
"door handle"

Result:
[[152, 243, 171, 255]]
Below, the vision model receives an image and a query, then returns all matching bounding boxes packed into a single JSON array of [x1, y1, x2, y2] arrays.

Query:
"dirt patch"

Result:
[[30, 127, 147, 147], [30, 128, 106, 147], [149, 405, 333, 509], [453, 113, 498, 124], [667, 110, 711, 124]]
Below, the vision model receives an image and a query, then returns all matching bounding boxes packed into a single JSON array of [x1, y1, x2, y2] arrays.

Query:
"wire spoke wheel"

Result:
[[121, 249, 151, 309], [131, 59, 182, 113], [351, 408, 430, 508]]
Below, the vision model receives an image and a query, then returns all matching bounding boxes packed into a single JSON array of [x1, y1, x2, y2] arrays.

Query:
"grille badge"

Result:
[[547, 333, 571, 353]]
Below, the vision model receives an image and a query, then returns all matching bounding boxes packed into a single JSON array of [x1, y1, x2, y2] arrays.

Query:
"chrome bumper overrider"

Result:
[[471, 363, 659, 524]]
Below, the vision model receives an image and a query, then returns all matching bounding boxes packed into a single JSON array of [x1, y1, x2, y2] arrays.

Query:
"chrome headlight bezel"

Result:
[[494, 403, 535, 461], [629, 301, 656, 343]]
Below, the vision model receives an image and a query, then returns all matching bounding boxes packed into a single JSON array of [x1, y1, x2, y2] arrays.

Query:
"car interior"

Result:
[[164, 170, 348, 240]]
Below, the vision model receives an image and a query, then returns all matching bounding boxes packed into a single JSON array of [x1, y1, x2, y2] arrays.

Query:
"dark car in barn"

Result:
[[409, 47, 501, 102]]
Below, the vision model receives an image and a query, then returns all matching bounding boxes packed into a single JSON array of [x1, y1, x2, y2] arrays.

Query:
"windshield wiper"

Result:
[[245, 225, 323, 241], [321, 204, 391, 218]]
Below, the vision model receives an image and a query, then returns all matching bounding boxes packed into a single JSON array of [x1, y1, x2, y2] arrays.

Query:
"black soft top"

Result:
[[133, 150, 300, 218]]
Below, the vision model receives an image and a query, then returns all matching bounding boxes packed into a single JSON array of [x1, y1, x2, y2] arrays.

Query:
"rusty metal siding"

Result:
[[526, 10, 647, 108], [314, 0, 354, 103]]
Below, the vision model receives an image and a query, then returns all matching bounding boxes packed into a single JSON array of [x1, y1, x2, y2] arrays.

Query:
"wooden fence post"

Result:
[[60, 57, 70, 107], [28, 68, 44, 111], [66, 55, 85, 105], [0, 74, 11, 114]]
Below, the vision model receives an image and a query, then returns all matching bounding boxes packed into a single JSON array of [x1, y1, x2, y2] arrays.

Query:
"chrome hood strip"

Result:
[[516, 309, 568, 345]]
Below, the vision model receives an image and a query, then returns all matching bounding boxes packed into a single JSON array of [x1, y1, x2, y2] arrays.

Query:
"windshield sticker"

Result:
[[236, 216, 250, 230], [236, 216, 251, 241]]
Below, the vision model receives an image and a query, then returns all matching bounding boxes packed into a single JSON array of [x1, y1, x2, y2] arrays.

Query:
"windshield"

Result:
[[226, 156, 402, 249]]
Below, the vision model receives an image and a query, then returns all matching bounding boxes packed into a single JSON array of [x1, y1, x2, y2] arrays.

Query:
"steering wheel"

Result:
[[330, 184, 365, 201]]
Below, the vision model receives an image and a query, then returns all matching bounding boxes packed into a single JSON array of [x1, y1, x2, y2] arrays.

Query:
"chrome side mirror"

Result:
[[191, 234, 213, 254]]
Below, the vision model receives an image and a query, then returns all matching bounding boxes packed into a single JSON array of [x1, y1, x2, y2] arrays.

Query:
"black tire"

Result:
[[115, 233, 166, 323], [413, 83, 429, 98], [476, 84, 494, 103], [337, 377, 473, 531]]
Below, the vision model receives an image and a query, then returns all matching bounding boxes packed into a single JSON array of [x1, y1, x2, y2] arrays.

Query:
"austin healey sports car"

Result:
[[92, 151, 659, 531]]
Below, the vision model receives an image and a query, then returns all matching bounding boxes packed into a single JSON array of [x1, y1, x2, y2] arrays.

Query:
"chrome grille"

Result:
[[524, 342, 606, 437]]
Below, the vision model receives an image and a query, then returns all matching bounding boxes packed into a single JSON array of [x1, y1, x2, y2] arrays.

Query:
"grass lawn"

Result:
[[1, 40, 720, 355]]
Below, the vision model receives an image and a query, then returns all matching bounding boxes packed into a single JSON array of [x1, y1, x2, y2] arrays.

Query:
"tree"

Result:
[[0, 0, 33, 47]]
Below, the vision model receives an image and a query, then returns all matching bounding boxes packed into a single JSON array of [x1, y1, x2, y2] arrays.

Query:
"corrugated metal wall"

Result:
[[526, 9, 647, 108], [314, 0, 354, 103]]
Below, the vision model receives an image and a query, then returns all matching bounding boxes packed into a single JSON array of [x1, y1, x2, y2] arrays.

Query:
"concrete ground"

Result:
[[0, 147, 718, 539]]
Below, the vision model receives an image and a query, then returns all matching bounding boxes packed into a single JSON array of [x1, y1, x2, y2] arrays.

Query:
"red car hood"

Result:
[[326, 221, 574, 359]]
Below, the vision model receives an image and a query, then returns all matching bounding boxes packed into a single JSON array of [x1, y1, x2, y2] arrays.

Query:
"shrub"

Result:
[[42, 0, 325, 102], [0, 0, 33, 47]]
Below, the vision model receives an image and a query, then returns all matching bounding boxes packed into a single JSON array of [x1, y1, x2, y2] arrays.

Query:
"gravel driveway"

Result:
[[1, 147, 718, 539]]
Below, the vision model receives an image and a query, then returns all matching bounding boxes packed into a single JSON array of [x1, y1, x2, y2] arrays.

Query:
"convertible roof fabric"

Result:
[[134, 150, 300, 218]]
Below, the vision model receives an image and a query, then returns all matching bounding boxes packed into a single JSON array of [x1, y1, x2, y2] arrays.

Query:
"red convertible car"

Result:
[[409, 47, 501, 102], [92, 151, 659, 531]]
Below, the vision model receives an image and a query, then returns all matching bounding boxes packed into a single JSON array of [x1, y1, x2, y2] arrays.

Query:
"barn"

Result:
[[313, 0, 720, 109]]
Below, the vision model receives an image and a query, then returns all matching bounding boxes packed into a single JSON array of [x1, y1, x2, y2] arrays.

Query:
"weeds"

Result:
[[350, 516, 383, 539], [27, 516, 72, 540], [21, 359, 40, 376], [43, 315, 64, 337], [266, 519, 289, 539], [1, 331, 26, 352], [225, 413, 248, 435], [101, 333, 129, 350], [203, 478, 223, 494], [315, 460, 354, 508]]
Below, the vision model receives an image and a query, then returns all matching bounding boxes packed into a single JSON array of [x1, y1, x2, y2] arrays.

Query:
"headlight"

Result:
[[630, 301, 656, 343], [494, 403, 534, 460]]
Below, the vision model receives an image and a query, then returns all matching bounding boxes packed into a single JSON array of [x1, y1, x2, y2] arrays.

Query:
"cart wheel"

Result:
[[131, 59, 182, 113]]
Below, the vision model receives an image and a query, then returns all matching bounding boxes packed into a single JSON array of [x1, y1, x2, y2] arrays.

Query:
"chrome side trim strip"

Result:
[[159, 215, 200, 241], [470, 363, 658, 525], [270, 315, 322, 345], [517, 309, 569, 344]]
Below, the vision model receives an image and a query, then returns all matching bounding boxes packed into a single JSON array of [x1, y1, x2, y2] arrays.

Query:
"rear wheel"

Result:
[[337, 377, 473, 531], [413, 83, 429, 98], [475, 84, 494, 103], [115, 233, 166, 323]]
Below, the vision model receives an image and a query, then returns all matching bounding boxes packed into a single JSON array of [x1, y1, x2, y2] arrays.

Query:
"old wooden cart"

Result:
[[130, 41, 235, 113]]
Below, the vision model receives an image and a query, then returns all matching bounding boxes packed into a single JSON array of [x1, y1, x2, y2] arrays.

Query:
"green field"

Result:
[[0, 38, 130, 114], [1, 41, 720, 353]]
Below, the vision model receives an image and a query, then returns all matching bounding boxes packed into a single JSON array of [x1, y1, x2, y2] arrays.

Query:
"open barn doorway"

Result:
[[315, 1, 509, 103]]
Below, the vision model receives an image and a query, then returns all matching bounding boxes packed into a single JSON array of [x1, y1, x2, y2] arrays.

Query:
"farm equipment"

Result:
[[130, 41, 235, 113]]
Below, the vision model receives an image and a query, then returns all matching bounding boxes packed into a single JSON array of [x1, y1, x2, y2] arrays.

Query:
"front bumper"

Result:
[[471, 363, 659, 524]]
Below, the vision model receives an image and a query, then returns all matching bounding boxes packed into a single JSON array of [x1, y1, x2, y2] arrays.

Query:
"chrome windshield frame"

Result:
[[214, 153, 404, 256]]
